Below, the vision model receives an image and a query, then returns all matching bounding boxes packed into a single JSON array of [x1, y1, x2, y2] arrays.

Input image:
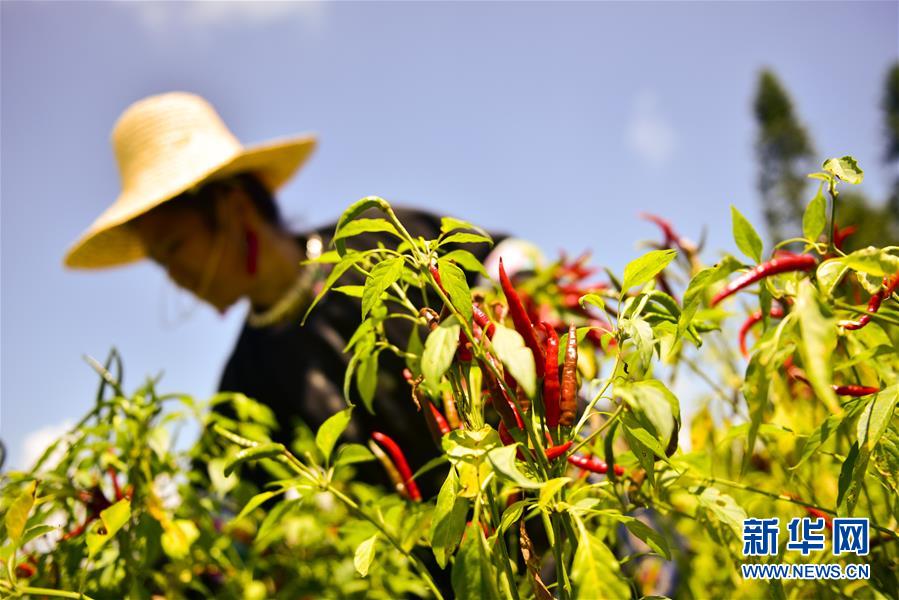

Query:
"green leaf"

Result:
[[795, 280, 838, 412], [333, 196, 392, 255], [438, 258, 473, 324], [441, 216, 490, 238], [354, 534, 378, 577], [429, 469, 469, 568], [579, 293, 606, 313], [571, 518, 630, 599], [537, 477, 571, 510], [802, 185, 828, 242], [362, 257, 405, 318], [356, 351, 379, 412], [332, 218, 401, 242], [491, 325, 537, 398], [840, 247, 899, 279], [624, 317, 654, 369], [5, 480, 37, 544], [316, 407, 354, 463], [694, 486, 746, 537], [499, 500, 529, 535], [794, 396, 868, 468], [452, 523, 496, 600], [731, 206, 763, 263], [86, 498, 131, 558], [21, 524, 58, 547], [857, 385, 897, 453], [741, 354, 770, 475], [486, 445, 541, 489], [440, 249, 489, 278], [332, 285, 364, 298], [336, 443, 376, 467], [624, 518, 671, 560], [678, 256, 742, 338], [160, 519, 199, 560], [223, 443, 285, 477], [823, 156, 864, 185], [622, 249, 677, 291], [837, 441, 860, 508], [302, 252, 365, 324], [439, 232, 493, 246], [422, 316, 461, 391], [816, 259, 850, 298], [619, 380, 680, 447], [235, 490, 283, 522]]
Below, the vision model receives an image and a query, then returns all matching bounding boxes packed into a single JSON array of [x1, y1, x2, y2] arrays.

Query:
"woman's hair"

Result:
[[168, 172, 284, 230]]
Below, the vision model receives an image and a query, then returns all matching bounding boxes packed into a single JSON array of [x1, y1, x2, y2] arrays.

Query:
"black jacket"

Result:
[[218, 207, 502, 495]]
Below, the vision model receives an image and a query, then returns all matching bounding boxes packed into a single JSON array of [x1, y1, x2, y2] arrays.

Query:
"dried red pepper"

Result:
[[710, 254, 817, 307], [472, 304, 496, 339], [371, 431, 421, 502], [558, 324, 578, 427], [738, 305, 786, 358], [567, 453, 625, 476], [428, 402, 451, 436], [498, 258, 545, 377]]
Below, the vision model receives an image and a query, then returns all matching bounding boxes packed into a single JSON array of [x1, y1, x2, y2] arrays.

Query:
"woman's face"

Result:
[[131, 187, 250, 312]]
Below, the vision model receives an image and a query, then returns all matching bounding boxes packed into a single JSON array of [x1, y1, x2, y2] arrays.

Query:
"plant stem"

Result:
[[18, 587, 97, 600]]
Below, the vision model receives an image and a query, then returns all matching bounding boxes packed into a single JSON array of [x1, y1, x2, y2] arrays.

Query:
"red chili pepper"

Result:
[[498, 258, 545, 377], [429, 403, 451, 435], [804, 507, 834, 530], [544, 441, 573, 461], [498, 421, 515, 446], [839, 272, 899, 331], [429, 263, 445, 293], [457, 329, 473, 362], [538, 322, 561, 427], [559, 324, 578, 427], [640, 213, 679, 247], [738, 305, 786, 358], [833, 224, 857, 251], [567, 453, 624, 476], [14, 560, 36, 579], [371, 432, 421, 502], [710, 255, 818, 306], [481, 357, 524, 430], [473, 304, 496, 339], [832, 385, 880, 397]]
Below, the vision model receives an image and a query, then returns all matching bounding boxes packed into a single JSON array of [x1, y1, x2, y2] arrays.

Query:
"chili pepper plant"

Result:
[[2, 155, 897, 599]]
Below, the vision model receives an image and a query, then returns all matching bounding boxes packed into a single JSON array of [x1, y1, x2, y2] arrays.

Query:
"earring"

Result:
[[245, 228, 258, 275]]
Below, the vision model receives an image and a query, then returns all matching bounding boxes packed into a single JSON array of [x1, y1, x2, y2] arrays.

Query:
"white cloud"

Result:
[[21, 420, 74, 470], [131, 1, 327, 36], [626, 91, 677, 166]]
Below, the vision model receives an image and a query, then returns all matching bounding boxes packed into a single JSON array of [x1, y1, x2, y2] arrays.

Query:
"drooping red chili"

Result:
[[558, 324, 578, 427], [803, 506, 833, 530], [482, 358, 524, 430], [371, 431, 421, 502], [710, 254, 818, 307], [832, 224, 857, 251], [544, 441, 573, 461], [839, 272, 899, 331], [368, 439, 409, 499], [443, 392, 462, 430], [833, 385, 880, 397], [567, 453, 625, 476], [538, 322, 561, 427], [738, 305, 786, 358], [639, 212, 678, 247], [429, 402, 451, 435], [498, 258, 545, 377], [472, 304, 496, 339]]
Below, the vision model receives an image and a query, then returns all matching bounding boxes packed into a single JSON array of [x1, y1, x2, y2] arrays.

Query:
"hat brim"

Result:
[[64, 135, 316, 269]]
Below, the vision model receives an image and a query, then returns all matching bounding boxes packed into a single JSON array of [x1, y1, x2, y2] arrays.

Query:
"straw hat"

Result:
[[64, 92, 317, 269]]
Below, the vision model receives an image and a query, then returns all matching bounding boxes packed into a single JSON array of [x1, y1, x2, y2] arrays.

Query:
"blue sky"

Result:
[[2, 1, 896, 469]]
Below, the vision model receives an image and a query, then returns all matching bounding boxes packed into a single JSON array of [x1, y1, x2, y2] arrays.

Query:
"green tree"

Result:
[[753, 69, 815, 241], [754, 67, 899, 250]]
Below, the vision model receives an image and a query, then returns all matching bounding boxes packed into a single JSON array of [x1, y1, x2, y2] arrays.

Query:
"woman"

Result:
[[64, 92, 494, 491]]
